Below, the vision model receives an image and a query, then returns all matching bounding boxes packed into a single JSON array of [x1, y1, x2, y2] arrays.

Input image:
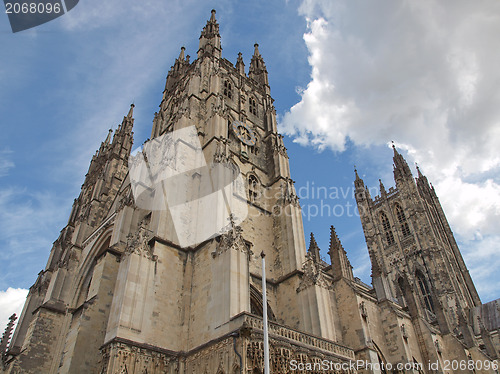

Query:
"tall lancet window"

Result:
[[395, 203, 411, 237], [224, 80, 232, 99], [249, 97, 257, 115], [416, 271, 435, 313], [380, 211, 395, 245]]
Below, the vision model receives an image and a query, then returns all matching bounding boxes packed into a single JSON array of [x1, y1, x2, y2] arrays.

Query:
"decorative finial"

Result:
[[254, 43, 260, 56], [210, 9, 216, 22], [179, 46, 185, 60], [127, 103, 135, 118], [105, 128, 113, 144]]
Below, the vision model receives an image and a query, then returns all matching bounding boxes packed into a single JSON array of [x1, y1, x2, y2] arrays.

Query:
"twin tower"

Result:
[[2, 10, 498, 374]]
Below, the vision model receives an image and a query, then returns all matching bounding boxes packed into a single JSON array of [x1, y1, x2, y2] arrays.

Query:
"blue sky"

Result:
[[1, 0, 500, 329]]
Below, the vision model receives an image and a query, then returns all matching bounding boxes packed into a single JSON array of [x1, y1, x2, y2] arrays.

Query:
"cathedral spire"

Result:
[[308, 233, 321, 263], [328, 226, 353, 281], [354, 166, 364, 189], [198, 9, 221, 59], [249, 43, 269, 86], [110, 104, 135, 158], [392, 142, 412, 183]]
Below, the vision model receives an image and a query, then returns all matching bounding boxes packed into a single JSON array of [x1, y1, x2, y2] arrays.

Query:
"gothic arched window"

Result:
[[248, 175, 259, 203], [395, 203, 411, 237], [416, 271, 435, 313], [380, 211, 395, 245], [224, 80, 232, 99], [249, 97, 257, 115]]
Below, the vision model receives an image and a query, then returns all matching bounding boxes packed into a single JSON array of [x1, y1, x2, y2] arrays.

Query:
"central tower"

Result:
[[139, 8, 341, 352]]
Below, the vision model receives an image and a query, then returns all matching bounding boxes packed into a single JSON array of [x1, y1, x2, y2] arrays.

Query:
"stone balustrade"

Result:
[[240, 313, 355, 361]]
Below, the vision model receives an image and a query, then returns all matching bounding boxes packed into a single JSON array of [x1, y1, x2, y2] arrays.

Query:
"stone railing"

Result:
[[241, 313, 355, 361]]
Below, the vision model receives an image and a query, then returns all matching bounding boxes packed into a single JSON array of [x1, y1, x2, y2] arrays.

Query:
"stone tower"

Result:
[[354, 144, 498, 366], [1, 10, 355, 374]]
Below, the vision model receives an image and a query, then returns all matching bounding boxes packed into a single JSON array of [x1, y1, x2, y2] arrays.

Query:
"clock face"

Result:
[[232, 121, 256, 146]]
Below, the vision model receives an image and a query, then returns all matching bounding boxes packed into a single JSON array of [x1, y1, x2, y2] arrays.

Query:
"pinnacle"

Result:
[[308, 232, 321, 262], [104, 129, 113, 144], [416, 163, 424, 178], [309, 232, 318, 249], [127, 103, 135, 118], [379, 179, 386, 195], [179, 46, 185, 60], [237, 52, 243, 62], [253, 43, 260, 56], [329, 225, 341, 251]]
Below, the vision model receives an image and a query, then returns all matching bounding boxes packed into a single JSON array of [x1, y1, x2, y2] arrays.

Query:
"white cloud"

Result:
[[0, 288, 28, 337], [0, 188, 67, 254], [460, 235, 500, 302], [0, 187, 69, 290], [280, 0, 500, 300], [0, 149, 14, 177]]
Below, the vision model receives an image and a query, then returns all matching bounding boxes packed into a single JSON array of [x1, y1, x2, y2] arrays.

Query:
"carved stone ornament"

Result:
[[99, 341, 177, 374], [213, 214, 250, 257], [360, 301, 368, 319], [211, 94, 226, 117], [297, 252, 330, 292], [280, 178, 299, 206], [126, 223, 156, 261], [213, 139, 230, 163], [246, 335, 345, 374], [273, 134, 288, 158]]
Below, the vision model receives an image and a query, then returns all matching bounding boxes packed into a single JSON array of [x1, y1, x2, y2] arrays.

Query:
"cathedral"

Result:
[[1, 10, 499, 374]]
